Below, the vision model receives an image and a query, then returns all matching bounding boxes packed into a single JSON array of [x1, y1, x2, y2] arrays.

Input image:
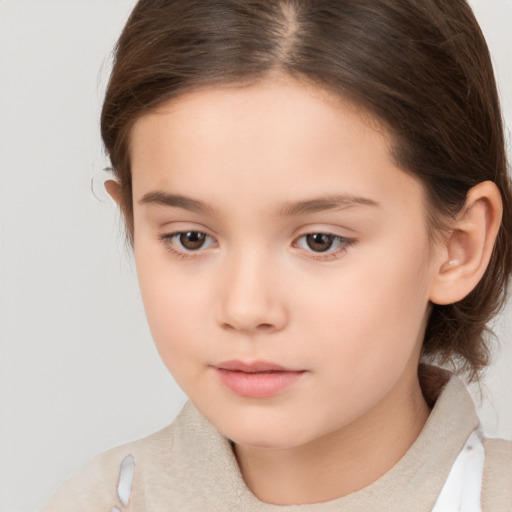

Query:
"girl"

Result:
[[44, 0, 512, 510]]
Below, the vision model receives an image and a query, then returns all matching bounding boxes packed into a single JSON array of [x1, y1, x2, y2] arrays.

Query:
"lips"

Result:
[[213, 360, 305, 398]]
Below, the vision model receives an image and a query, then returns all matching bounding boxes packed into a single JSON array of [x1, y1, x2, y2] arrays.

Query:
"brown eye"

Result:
[[305, 233, 335, 252], [161, 230, 216, 256], [179, 231, 207, 250], [295, 232, 354, 259]]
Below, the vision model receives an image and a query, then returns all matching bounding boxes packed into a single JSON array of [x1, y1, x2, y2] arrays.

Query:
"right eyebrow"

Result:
[[138, 191, 212, 214]]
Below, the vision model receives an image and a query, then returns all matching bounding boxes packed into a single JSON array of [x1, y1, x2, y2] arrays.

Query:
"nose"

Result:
[[216, 251, 288, 334]]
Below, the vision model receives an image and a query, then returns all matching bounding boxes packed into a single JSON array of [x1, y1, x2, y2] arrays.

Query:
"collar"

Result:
[[168, 371, 479, 511]]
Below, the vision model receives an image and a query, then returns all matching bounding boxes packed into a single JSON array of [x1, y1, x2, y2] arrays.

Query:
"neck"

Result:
[[234, 369, 431, 505]]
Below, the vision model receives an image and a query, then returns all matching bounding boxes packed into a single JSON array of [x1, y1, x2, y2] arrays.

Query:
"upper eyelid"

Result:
[[293, 228, 354, 242], [160, 224, 217, 239], [163, 230, 216, 243], [158, 220, 214, 234], [293, 233, 353, 248], [157, 218, 356, 235], [292, 221, 357, 236], [160, 229, 353, 242]]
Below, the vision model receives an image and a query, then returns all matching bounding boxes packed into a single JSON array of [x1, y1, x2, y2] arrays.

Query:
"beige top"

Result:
[[44, 374, 512, 512]]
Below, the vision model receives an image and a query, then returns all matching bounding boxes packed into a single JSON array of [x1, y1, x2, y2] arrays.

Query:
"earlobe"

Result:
[[429, 181, 503, 305], [105, 179, 123, 206]]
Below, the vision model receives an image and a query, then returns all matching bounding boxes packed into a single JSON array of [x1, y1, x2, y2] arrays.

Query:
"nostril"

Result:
[[220, 321, 277, 333], [257, 323, 275, 331]]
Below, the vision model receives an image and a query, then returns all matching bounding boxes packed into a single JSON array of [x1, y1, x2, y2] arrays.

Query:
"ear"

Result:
[[429, 181, 503, 305], [105, 179, 122, 206]]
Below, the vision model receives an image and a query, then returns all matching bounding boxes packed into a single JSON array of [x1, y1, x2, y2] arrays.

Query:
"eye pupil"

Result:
[[306, 233, 334, 252], [179, 231, 206, 250]]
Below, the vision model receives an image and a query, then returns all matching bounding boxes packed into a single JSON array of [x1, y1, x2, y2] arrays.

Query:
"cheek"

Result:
[[300, 237, 432, 375], [135, 249, 212, 366]]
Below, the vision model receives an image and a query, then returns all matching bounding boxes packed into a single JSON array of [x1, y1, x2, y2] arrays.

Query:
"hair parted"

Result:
[[101, 0, 512, 380]]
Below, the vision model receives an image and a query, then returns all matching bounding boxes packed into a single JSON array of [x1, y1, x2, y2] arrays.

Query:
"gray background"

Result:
[[0, 0, 511, 510]]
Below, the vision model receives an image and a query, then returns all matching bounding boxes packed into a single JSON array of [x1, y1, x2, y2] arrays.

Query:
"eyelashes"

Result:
[[159, 231, 217, 259], [294, 233, 354, 259], [165, 231, 217, 251], [159, 230, 355, 261]]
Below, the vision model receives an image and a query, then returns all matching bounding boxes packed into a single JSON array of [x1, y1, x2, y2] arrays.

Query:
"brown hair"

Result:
[[101, 0, 512, 380]]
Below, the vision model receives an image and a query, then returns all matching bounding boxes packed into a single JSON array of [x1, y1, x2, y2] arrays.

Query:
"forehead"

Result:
[[129, 76, 424, 216], [129, 76, 387, 160], [132, 77, 382, 136]]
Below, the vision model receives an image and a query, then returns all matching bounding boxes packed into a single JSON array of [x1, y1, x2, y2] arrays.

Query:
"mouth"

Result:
[[212, 360, 306, 398]]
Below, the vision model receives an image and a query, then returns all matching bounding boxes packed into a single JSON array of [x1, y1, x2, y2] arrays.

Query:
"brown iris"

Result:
[[179, 231, 206, 250], [306, 233, 335, 252]]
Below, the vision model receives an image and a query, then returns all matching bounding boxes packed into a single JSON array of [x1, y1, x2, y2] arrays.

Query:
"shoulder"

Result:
[[43, 444, 137, 512], [481, 437, 512, 511], [42, 403, 196, 512]]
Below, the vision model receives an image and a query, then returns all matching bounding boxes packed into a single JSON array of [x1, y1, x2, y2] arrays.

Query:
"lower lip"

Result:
[[215, 368, 305, 398]]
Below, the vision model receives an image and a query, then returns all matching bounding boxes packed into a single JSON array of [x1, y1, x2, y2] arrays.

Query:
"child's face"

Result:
[[130, 77, 438, 449]]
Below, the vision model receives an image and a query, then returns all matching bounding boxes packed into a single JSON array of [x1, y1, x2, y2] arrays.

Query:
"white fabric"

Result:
[[431, 430, 485, 512], [112, 454, 135, 511]]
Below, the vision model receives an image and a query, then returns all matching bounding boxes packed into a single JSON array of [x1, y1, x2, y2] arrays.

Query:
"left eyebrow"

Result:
[[279, 194, 381, 216]]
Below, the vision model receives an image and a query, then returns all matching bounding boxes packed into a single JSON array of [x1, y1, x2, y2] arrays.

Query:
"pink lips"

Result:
[[213, 360, 305, 398]]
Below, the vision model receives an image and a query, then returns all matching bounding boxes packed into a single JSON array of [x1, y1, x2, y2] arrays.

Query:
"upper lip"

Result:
[[214, 360, 300, 373]]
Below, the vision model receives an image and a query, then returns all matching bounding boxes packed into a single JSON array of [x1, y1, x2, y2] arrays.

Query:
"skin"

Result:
[[112, 75, 501, 505]]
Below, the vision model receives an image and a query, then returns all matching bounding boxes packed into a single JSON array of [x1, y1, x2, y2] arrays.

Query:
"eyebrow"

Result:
[[139, 190, 380, 216], [280, 195, 380, 216], [139, 191, 212, 214]]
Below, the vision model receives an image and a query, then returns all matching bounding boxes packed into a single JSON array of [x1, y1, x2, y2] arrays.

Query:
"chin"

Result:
[[231, 433, 304, 450], [214, 414, 318, 451]]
